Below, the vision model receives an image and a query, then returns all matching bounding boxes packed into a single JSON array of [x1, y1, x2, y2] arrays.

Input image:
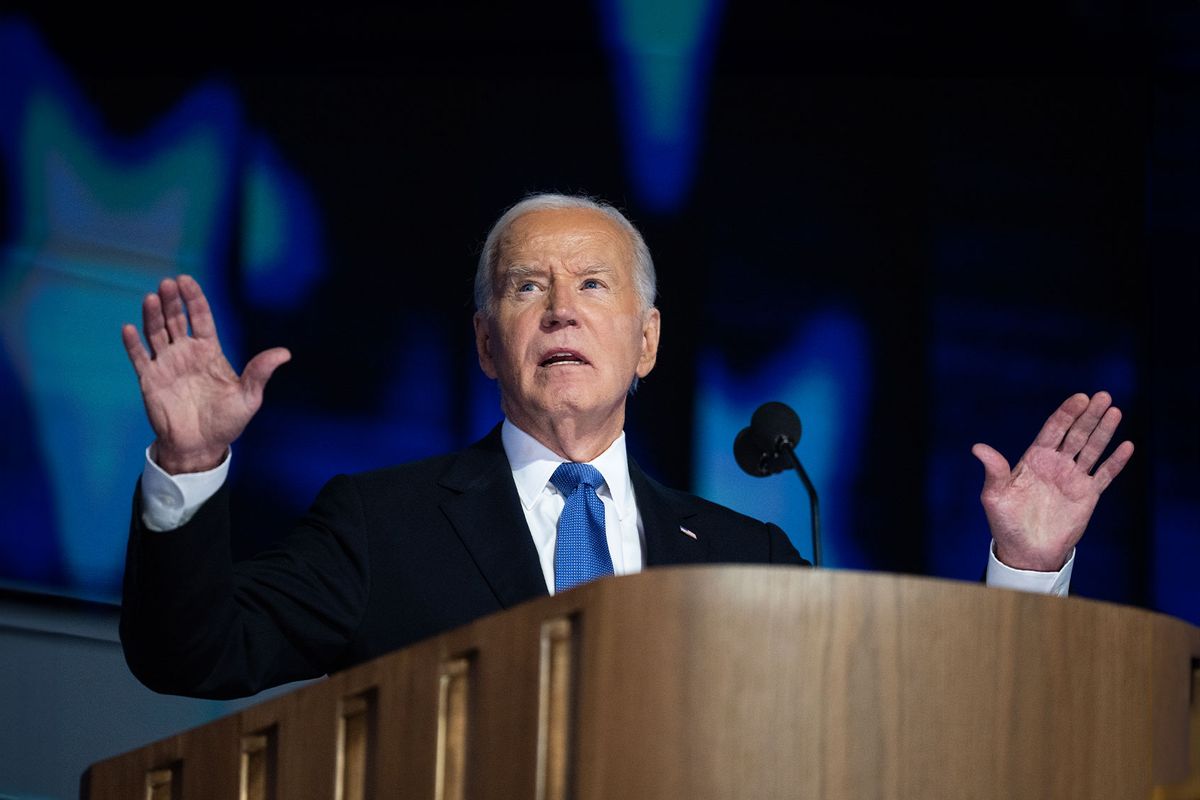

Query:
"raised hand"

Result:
[[971, 392, 1134, 571], [121, 275, 291, 475]]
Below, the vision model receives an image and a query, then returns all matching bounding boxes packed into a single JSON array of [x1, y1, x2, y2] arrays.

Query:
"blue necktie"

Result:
[[551, 462, 614, 593]]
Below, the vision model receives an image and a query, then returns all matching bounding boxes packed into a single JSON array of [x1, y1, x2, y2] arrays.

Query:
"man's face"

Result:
[[474, 207, 660, 439]]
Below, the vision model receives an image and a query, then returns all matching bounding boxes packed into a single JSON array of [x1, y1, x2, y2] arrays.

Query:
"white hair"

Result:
[[474, 193, 657, 317]]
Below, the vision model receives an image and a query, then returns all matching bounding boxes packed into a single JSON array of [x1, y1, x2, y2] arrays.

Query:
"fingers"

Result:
[[160, 278, 188, 342], [1094, 440, 1134, 491], [1036, 391, 1134, 491], [241, 347, 292, 403], [121, 323, 151, 376], [1075, 405, 1121, 472], [139, 275, 216, 357], [177, 274, 218, 340], [1032, 392, 1090, 448], [141, 291, 170, 357], [971, 442, 1012, 493], [1058, 391, 1113, 459]]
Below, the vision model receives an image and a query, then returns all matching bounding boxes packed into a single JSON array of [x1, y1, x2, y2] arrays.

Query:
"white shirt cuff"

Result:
[[985, 540, 1073, 597], [140, 445, 231, 532]]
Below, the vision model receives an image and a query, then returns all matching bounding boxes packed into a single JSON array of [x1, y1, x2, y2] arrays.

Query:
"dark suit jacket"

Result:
[[120, 426, 807, 699]]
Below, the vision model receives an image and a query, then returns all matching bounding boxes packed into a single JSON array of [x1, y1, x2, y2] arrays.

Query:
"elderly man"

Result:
[[119, 194, 1132, 699]]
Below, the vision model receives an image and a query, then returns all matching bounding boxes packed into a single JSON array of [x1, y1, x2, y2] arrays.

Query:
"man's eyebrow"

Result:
[[576, 265, 615, 276], [498, 265, 545, 282], [499, 264, 615, 280]]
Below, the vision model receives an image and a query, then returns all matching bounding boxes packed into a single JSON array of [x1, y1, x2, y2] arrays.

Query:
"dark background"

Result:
[[0, 1, 1196, 620]]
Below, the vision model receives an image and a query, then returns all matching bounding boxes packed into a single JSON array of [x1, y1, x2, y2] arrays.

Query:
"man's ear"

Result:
[[473, 311, 498, 379], [636, 307, 661, 379]]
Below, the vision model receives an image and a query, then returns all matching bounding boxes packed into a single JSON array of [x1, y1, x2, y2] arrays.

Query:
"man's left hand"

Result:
[[972, 391, 1134, 572]]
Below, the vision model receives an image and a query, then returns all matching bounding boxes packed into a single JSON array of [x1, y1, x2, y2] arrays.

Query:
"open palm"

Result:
[[972, 392, 1134, 571], [122, 275, 290, 474]]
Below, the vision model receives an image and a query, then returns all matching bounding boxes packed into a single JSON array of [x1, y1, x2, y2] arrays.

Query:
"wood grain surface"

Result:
[[85, 567, 1200, 799]]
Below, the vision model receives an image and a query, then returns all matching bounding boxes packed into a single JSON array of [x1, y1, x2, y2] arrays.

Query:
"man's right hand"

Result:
[[121, 275, 291, 475]]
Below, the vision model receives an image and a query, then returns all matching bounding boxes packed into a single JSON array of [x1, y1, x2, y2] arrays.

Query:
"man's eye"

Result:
[[517, 282, 537, 292], [582, 279, 601, 290]]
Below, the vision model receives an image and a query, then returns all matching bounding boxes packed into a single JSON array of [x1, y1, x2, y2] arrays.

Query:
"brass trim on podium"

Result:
[[144, 764, 178, 800], [536, 617, 576, 800], [336, 691, 376, 800], [239, 729, 275, 800], [435, 656, 472, 800]]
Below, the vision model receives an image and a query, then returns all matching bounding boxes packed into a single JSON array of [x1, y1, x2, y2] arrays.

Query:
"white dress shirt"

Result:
[[140, 444, 231, 532], [986, 541, 1074, 597], [138, 427, 1071, 596], [500, 419, 643, 593]]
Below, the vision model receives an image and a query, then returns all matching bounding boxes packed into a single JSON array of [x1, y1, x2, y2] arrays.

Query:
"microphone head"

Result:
[[734, 427, 788, 477], [734, 427, 768, 476], [749, 401, 802, 452]]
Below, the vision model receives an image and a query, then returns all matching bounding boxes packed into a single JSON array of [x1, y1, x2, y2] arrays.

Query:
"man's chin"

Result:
[[511, 390, 624, 424], [529, 364, 600, 394]]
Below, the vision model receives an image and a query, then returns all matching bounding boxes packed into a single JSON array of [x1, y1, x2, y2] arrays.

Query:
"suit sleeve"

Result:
[[120, 474, 371, 699], [767, 522, 811, 567]]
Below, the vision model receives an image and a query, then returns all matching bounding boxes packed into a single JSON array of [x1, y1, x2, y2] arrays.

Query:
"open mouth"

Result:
[[539, 350, 589, 367]]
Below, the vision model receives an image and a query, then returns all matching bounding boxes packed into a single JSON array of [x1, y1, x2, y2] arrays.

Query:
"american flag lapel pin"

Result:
[[680, 525, 698, 540]]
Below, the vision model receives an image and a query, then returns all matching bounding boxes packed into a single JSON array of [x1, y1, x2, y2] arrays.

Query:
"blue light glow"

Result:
[[693, 309, 871, 567], [597, 0, 724, 212], [240, 134, 324, 309], [0, 20, 325, 598]]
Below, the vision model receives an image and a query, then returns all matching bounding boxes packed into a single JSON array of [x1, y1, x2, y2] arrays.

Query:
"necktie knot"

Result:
[[550, 462, 604, 497]]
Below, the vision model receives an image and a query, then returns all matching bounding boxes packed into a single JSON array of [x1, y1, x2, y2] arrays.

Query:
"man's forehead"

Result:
[[498, 208, 633, 265]]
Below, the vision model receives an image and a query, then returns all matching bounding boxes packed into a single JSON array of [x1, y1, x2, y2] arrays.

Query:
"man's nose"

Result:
[[541, 283, 578, 328]]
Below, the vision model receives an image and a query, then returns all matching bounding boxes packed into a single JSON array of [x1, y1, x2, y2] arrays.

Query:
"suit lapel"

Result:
[[438, 426, 549, 608], [630, 460, 711, 566]]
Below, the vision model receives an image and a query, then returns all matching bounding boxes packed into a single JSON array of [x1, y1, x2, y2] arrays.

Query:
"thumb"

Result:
[[241, 347, 292, 402], [971, 442, 1011, 493]]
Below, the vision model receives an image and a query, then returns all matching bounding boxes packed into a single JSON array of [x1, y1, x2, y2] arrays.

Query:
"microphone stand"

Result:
[[780, 442, 821, 568]]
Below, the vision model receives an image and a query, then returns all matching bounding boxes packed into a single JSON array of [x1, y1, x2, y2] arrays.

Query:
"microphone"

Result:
[[734, 402, 822, 567], [735, 402, 802, 475]]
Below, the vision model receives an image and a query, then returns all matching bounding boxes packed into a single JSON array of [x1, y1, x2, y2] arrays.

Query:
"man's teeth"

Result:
[[542, 353, 585, 366]]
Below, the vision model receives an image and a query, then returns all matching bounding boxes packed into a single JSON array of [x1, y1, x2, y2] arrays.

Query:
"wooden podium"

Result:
[[85, 567, 1200, 799]]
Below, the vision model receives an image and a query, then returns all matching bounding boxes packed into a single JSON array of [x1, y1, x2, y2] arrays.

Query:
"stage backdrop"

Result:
[[0, 3, 1195, 625]]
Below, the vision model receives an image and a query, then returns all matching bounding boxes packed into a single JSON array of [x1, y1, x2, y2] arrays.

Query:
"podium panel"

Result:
[[85, 567, 1200, 799]]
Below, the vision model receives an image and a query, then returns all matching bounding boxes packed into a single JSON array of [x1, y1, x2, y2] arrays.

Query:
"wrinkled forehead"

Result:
[[497, 208, 635, 272]]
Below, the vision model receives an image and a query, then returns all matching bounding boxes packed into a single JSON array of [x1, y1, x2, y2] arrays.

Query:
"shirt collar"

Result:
[[501, 418, 636, 521]]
